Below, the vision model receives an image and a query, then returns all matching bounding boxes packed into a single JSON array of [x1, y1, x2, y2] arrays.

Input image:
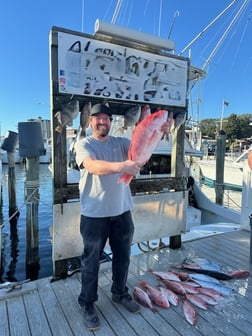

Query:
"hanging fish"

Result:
[[55, 99, 79, 133], [121, 105, 141, 130], [80, 100, 91, 137], [118, 109, 168, 185], [138, 104, 151, 122], [173, 111, 186, 131]]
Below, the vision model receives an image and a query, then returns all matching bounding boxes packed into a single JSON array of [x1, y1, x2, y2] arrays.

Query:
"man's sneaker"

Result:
[[112, 293, 141, 313], [81, 303, 100, 330]]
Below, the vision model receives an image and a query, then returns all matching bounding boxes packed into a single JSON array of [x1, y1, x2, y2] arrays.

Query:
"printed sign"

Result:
[[57, 31, 188, 106]]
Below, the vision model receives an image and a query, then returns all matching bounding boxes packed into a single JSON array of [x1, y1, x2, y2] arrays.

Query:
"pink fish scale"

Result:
[[118, 109, 168, 184]]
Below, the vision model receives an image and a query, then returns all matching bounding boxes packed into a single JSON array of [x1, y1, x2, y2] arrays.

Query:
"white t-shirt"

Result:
[[75, 135, 133, 217]]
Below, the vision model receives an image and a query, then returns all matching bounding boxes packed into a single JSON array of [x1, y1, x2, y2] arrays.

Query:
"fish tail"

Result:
[[117, 174, 133, 185], [80, 128, 86, 137], [55, 126, 63, 134], [139, 281, 148, 288]]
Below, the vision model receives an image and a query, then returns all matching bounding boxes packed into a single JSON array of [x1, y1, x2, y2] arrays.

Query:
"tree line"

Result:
[[198, 113, 252, 149]]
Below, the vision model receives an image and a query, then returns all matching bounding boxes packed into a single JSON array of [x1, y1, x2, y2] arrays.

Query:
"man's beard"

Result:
[[96, 125, 109, 137]]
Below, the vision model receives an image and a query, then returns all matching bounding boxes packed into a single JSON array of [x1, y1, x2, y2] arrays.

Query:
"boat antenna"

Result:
[[179, 0, 238, 56], [168, 10, 180, 39], [230, 9, 252, 70], [81, 0, 84, 32], [111, 0, 123, 24], [202, 0, 249, 70], [158, 0, 163, 36]]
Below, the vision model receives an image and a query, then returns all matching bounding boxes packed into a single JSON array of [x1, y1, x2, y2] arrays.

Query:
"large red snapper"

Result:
[[183, 299, 198, 326], [139, 281, 170, 308], [118, 109, 168, 185], [133, 287, 158, 313]]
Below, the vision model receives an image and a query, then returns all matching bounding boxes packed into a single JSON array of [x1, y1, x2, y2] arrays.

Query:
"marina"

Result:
[[0, 229, 251, 336], [0, 1, 252, 335]]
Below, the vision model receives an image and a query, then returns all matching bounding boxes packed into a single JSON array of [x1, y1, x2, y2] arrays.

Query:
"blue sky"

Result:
[[1, 0, 251, 136]]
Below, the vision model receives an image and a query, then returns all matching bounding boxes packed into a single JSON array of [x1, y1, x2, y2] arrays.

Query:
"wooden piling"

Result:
[[25, 157, 40, 280], [7, 152, 18, 217]]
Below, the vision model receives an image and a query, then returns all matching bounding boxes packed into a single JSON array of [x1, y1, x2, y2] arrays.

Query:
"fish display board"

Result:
[[53, 27, 189, 107]]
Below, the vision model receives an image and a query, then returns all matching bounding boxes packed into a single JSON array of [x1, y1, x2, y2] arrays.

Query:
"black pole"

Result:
[[215, 130, 226, 205]]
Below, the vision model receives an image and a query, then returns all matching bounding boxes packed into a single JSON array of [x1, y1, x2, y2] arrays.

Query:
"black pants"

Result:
[[78, 211, 134, 306]]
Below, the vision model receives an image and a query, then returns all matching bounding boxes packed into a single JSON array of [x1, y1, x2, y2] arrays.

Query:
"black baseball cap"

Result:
[[90, 103, 112, 116]]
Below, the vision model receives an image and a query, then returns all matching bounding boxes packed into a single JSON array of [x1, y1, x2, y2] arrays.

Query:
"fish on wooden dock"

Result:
[[197, 286, 222, 299], [228, 269, 250, 279], [179, 282, 200, 294], [173, 258, 234, 280], [195, 293, 219, 305], [191, 279, 233, 296], [188, 268, 233, 280], [183, 299, 198, 326], [188, 273, 220, 284], [149, 269, 181, 282], [139, 281, 170, 308], [157, 286, 179, 306], [160, 279, 186, 296], [133, 287, 158, 313], [185, 293, 208, 310]]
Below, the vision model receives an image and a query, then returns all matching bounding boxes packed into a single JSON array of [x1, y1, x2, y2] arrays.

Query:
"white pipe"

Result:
[[94, 19, 175, 51]]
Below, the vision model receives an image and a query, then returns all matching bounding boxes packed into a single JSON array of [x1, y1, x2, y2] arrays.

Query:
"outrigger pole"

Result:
[[178, 0, 239, 56]]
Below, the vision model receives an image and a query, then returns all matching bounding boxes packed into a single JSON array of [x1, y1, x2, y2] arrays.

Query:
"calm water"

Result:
[[0, 164, 53, 282]]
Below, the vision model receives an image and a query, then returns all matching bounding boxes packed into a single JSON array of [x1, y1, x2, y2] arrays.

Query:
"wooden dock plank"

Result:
[[36, 278, 74, 336], [7, 296, 31, 336], [0, 299, 9, 336], [0, 230, 251, 336], [23, 290, 52, 336], [99, 271, 161, 336]]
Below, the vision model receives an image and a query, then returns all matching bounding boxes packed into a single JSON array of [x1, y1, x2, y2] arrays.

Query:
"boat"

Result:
[[192, 146, 252, 191], [48, 0, 252, 278]]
